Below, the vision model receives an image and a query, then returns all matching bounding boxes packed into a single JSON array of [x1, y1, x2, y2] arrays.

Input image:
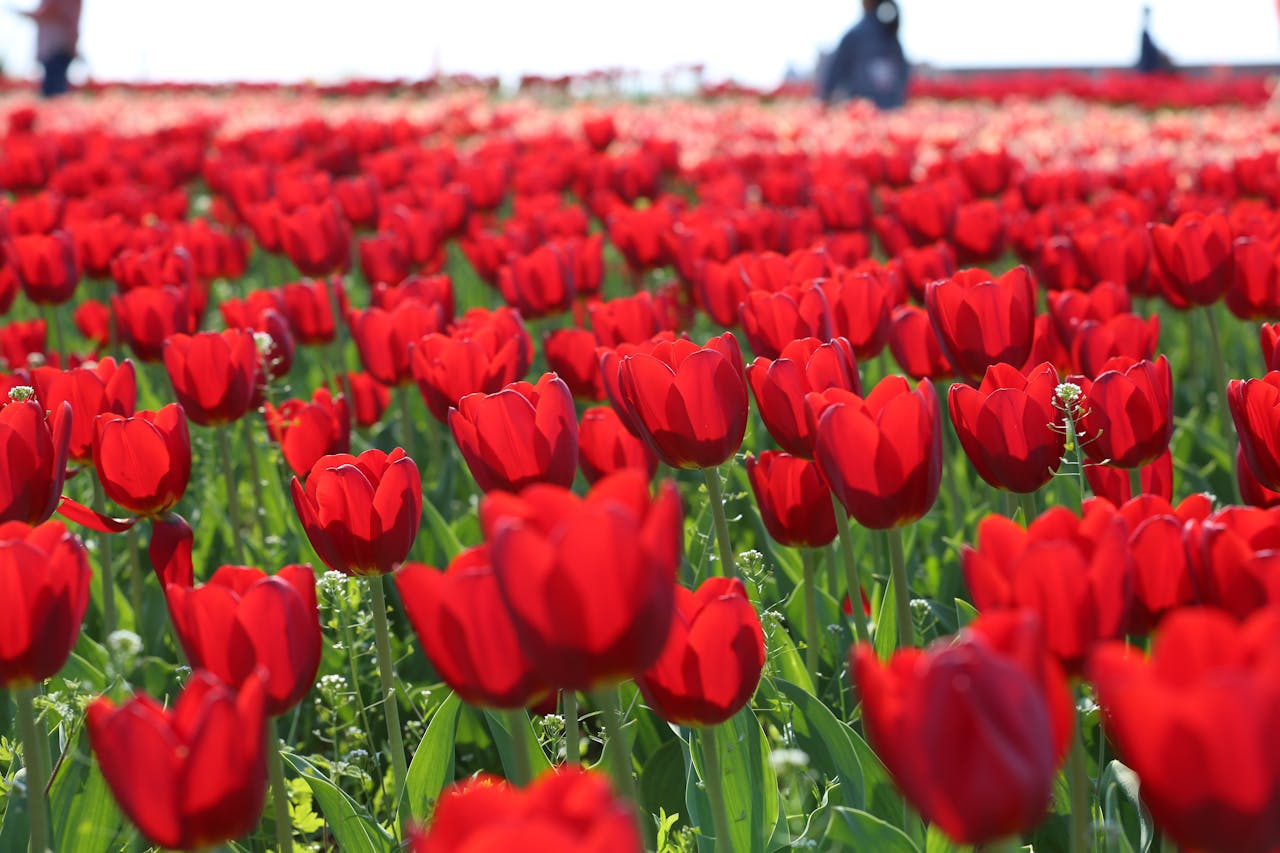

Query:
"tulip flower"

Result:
[[888, 304, 953, 380], [948, 361, 1065, 494], [1090, 607, 1280, 853], [821, 268, 895, 360], [290, 447, 421, 577], [281, 276, 343, 345], [163, 329, 260, 427], [1150, 210, 1233, 307], [412, 308, 532, 423], [1184, 506, 1280, 620], [112, 285, 195, 362], [1075, 356, 1174, 470], [1229, 372, 1280, 492], [87, 671, 269, 851], [263, 386, 351, 477], [32, 358, 137, 464], [745, 451, 837, 549], [588, 291, 669, 348], [91, 404, 192, 518], [496, 242, 576, 319], [397, 546, 550, 709], [345, 370, 390, 427], [543, 328, 607, 401], [167, 563, 321, 717], [4, 229, 79, 305], [450, 373, 578, 493], [924, 266, 1038, 381], [578, 405, 658, 484], [351, 300, 448, 387], [277, 199, 351, 277], [746, 336, 861, 458], [0, 391, 70, 524], [738, 284, 832, 360], [1084, 449, 1173, 505]]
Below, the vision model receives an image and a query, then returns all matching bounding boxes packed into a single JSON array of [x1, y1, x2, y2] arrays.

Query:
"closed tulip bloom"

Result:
[[412, 308, 532, 423], [889, 304, 954, 380], [1150, 210, 1234, 307], [588, 291, 668, 348], [409, 768, 642, 853], [962, 505, 1131, 673], [112, 285, 195, 362], [397, 546, 549, 709], [544, 328, 606, 401], [264, 386, 351, 477], [1070, 313, 1160, 378], [615, 332, 748, 469], [281, 277, 343, 345], [1230, 372, 1280, 491], [808, 376, 942, 530], [1185, 506, 1280, 620], [87, 671, 269, 851], [291, 447, 421, 576], [110, 245, 196, 293], [351, 301, 449, 387], [1089, 607, 1280, 853], [746, 337, 861, 458], [358, 231, 412, 287], [167, 565, 321, 717], [821, 269, 895, 360], [1076, 356, 1174, 470], [1238, 444, 1280, 508], [32, 358, 136, 463], [1261, 324, 1280, 372], [93, 404, 192, 517], [5, 230, 79, 305], [480, 470, 682, 690], [578, 405, 657, 484], [163, 330, 260, 427], [925, 266, 1038, 381], [637, 577, 765, 726], [738, 284, 832, 360], [597, 333, 679, 439], [745, 451, 837, 548], [450, 373, 578, 493], [497, 242, 576, 319], [345, 370, 390, 428], [0, 393, 70, 524], [948, 361, 1065, 494], [1228, 236, 1280, 320], [277, 199, 351, 277], [0, 520, 90, 687], [1084, 449, 1173, 505], [852, 623, 1058, 845]]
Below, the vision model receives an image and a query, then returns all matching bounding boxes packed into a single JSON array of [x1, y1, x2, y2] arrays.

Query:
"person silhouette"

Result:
[[819, 0, 910, 109], [18, 0, 81, 97], [1137, 5, 1173, 73]]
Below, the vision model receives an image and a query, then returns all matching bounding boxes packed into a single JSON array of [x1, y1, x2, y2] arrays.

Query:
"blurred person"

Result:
[[17, 0, 80, 97], [820, 0, 909, 109], [1136, 5, 1173, 73]]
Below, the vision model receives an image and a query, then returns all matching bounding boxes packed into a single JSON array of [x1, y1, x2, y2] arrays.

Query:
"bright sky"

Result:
[[2, 0, 1278, 87]]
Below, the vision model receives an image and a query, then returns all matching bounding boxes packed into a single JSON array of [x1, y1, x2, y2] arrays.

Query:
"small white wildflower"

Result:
[[1055, 382, 1083, 407], [769, 748, 810, 772], [24, 352, 45, 368], [253, 331, 274, 356], [107, 629, 143, 658], [8, 385, 35, 402]]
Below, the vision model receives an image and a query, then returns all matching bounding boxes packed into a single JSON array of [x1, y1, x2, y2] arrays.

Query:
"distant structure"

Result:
[[1137, 5, 1174, 73]]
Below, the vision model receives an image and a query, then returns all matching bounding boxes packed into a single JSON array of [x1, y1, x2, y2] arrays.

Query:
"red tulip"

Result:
[[1070, 313, 1160, 377], [948, 362, 1065, 494], [578, 405, 657, 484], [745, 451, 837, 548], [636, 577, 765, 726], [1238, 444, 1280, 508], [480, 470, 682, 689], [397, 545, 550, 709], [344, 370, 390, 427], [163, 330, 260, 427], [888, 304, 953, 380], [1084, 449, 1173, 505], [852, 615, 1060, 845], [1075, 356, 1174, 469], [412, 308, 532, 423], [738, 284, 831, 360], [358, 231, 412, 287], [0, 318, 46, 371], [821, 269, 895, 360], [167, 565, 321, 716], [1089, 607, 1280, 853], [450, 373, 578, 493], [351, 301, 448, 387], [588, 291, 669, 347], [544, 328, 606, 401], [1228, 236, 1280, 320], [87, 670, 268, 851], [4, 230, 79, 305], [925, 266, 1038, 381], [281, 277, 343, 345], [614, 332, 748, 469], [1150, 210, 1234, 307], [746, 337, 861, 458], [962, 505, 1131, 673], [277, 199, 351, 277], [263, 386, 351, 478], [92, 404, 192, 517], [291, 447, 421, 576], [110, 245, 197, 293], [112, 286, 195, 362], [1230, 372, 1280, 491], [808, 376, 942, 530], [497, 242, 576, 319], [0, 520, 90, 687], [32, 358, 136, 464], [1185, 506, 1280, 620], [0, 392, 70, 524]]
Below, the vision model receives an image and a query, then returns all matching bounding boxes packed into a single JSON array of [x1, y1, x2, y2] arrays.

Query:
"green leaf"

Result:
[[49, 728, 122, 853], [283, 752, 394, 853], [764, 616, 814, 695], [422, 496, 463, 561], [874, 575, 898, 661], [773, 679, 864, 809], [847, 726, 905, 829], [640, 738, 687, 827], [684, 708, 779, 853], [1099, 760, 1151, 853], [954, 598, 979, 629], [824, 806, 919, 852], [483, 709, 551, 781], [404, 691, 460, 821], [925, 823, 974, 853]]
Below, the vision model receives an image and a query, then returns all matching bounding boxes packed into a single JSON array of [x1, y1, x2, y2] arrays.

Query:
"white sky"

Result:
[[1, 0, 1278, 87]]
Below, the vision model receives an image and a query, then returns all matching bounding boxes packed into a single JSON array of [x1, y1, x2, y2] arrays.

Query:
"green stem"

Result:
[[1204, 305, 1229, 417], [367, 576, 408, 828], [833, 493, 870, 644], [16, 686, 49, 853], [91, 473, 116, 637], [887, 526, 914, 648], [335, 588, 381, 797], [127, 525, 143, 632], [266, 718, 294, 852], [1017, 490, 1039, 526], [563, 691, 580, 766], [1063, 409, 1087, 514], [217, 427, 247, 565], [43, 304, 65, 362], [1067, 725, 1091, 853], [983, 838, 1023, 853], [397, 386, 417, 462], [503, 708, 532, 786], [594, 688, 637, 804], [242, 418, 268, 536], [698, 725, 733, 853], [702, 466, 736, 578], [1128, 465, 1143, 503], [801, 549, 821, 682]]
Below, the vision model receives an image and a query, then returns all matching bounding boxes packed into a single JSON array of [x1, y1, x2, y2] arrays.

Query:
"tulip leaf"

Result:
[[874, 575, 898, 661], [954, 598, 980, 629], [1099, 760, 1151, 853], [49, 727, 123, 853], [846, 725, 906, 830], [483, 708, 551, 780], [765, 616, 815, 695], [684, 708, 779, 853], [421, 495, 463, 561], [774, 680, 864, 809], [824, 806, 920, 852], [783, 580, 850, 681], [283, 752, 395, 853], [924, 824, 974, 853], [404, 691, 460, 821], [639, 739, 687, 836]]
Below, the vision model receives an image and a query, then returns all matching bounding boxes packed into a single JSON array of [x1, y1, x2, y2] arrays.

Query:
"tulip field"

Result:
[[4, 73, 1280, 852]]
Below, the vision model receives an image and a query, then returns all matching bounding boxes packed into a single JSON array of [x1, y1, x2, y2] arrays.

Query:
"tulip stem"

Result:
[[397, 387, 417, 462], [984, 838, 1023, 853], [216, 427, 247, 565], [563, 690, 580, 766], [801, 549, 821, 682], [242, 418, 268, 536], [503, 708, 532, 786], [15, 686, 49, 853], [887, 526, 914, 648], [1128, 466, 1143, 502], [702, 466, 736, 577], [127, 526, 144, 632], [1067, 726, 1092, 853], [833, 494, 869, 644], [367, 576, 408, 828], [1203, 305, 1229, 419], [594, 688, 637, 804], [91, 474, 117, 636], [1017, 491, 1039, 526], [266, 718, 294, 852], [43, 303, 65, 361], [698, 725, 733, 853]]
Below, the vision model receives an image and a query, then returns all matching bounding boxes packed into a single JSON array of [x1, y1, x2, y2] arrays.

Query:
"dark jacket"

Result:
[[820, 16, 909, 109]]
